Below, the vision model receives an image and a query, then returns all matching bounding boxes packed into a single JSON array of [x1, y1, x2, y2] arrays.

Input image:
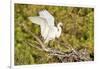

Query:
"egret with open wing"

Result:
[[28, 10, 62, 43]]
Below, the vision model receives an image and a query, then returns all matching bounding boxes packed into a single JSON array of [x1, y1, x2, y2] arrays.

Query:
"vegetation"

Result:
[[14, 4, 94, 65]]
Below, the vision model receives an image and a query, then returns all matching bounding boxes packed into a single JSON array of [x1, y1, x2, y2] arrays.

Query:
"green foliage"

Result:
[[14, 4, 94, 65]]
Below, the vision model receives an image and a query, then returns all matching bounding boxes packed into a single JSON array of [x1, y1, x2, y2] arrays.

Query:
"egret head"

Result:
[[58, 22, 63, 27]]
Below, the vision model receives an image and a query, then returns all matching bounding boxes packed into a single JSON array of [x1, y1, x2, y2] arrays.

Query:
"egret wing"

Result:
[[28, 16, 46, 25], [39, 10, 54, 26], [28, 16, 49, 40]]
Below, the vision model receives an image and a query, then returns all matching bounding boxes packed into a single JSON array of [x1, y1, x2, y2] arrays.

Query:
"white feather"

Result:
[[39, 10, 54, 26]]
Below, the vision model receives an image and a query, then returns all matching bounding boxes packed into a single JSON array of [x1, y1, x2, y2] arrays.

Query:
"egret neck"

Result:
[[56, 23, 62, 38]]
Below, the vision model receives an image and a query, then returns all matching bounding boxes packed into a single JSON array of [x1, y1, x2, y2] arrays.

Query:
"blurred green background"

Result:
[[14, 4, 94, 65]]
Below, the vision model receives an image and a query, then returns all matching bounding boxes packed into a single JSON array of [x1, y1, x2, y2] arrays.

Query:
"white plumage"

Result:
[[28, 10, 62, 43]]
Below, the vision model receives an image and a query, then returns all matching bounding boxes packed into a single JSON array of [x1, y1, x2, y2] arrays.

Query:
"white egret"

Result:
[[28, 10, 63, 43]]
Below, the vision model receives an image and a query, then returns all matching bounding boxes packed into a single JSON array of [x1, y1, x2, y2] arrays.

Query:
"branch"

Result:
[[20, 24, 65, 55], [18, 23, 91, 62]]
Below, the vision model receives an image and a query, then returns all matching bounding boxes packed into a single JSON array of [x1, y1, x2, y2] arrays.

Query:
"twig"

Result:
[[23, 40, 43, 51]]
